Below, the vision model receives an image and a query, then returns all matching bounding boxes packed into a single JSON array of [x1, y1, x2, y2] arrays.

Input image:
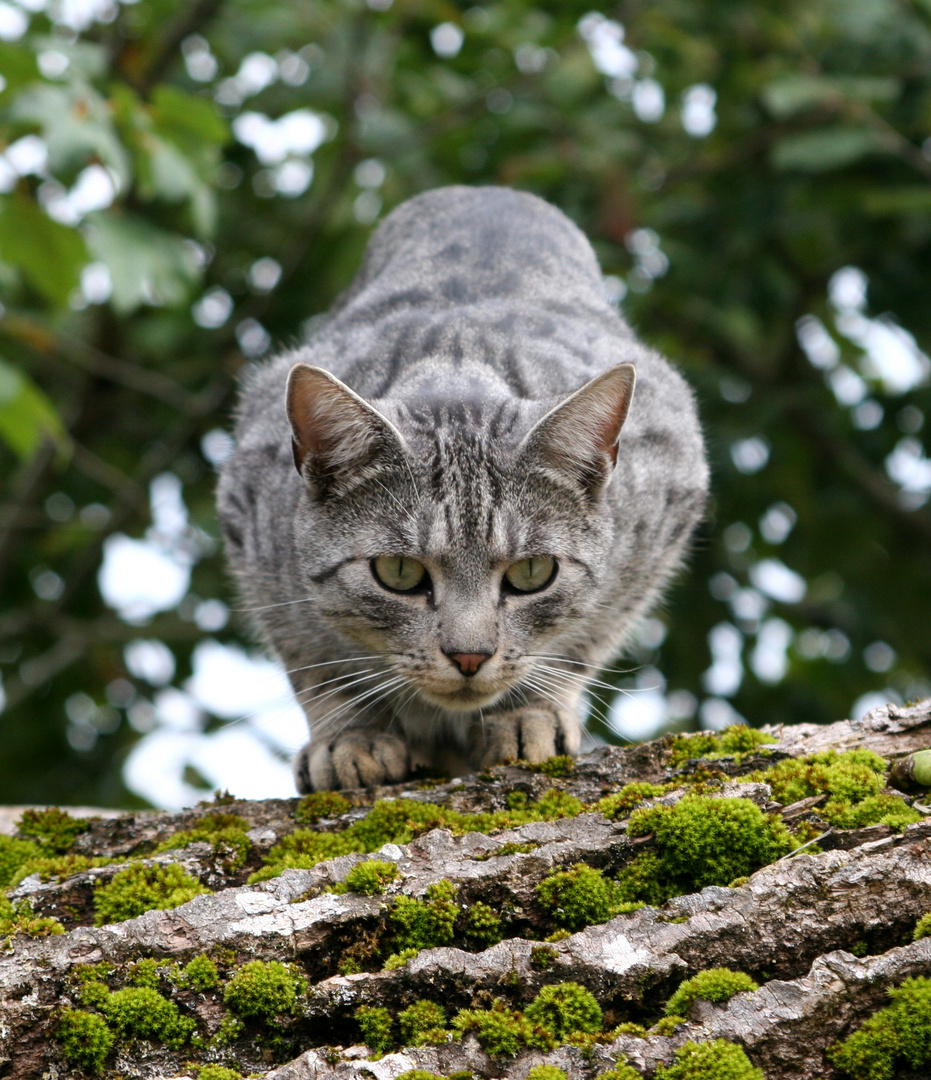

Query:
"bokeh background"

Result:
[[1, 0, 930, 810]]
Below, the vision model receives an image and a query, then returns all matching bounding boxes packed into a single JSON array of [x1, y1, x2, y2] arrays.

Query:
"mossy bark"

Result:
[[1, 699, 930, 1080]]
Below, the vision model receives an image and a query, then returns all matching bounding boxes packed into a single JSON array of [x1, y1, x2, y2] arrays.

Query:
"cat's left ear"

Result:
[[287, 363, 406, 497], [520, 363, 636, 496]]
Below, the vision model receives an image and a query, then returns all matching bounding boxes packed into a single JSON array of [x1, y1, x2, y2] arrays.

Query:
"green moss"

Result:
[[668, 726, 771, 768], [397, 1071, 445, 1080], [0, 835, 42, 888], [295, 791, 352, 824], [654, 1039, 764, 1079], [526, 1067, 568, 1080], [650, 1015, 686, 1036], [9, 852, 115, 887], [464, 901, 504, 947], [356, 1004, 395, 1054], [822, 793, 922, 831], [452, 998, 553, 1055], [524, 981, 603, 1038], [594, 1065, 643, 1080], [531, 945, 557, 970], [223, 960, 306, 1022], [56, 1009, 115, 1070], [594, 782, 670, 820], [182, 953, 220, 991], [0, 896, 64, 942], [398, 999, 447, 1046], [251, 790, 584, 883], [382, 946, 417, 969], [127, 957, 169, 988], [389, 880, 459, 951], [619, 796, 794, 905], [914, 911, 931, 941], [665, 969, 759, 1017], [528, 755, 576, 778], [611, 1022, 648, 1037], [477, 840, 539, 860], [194, 1066, 243, 1080], [829, 977, 931, 1080], [156, 811, 252, 871], [17, 807, 90, 853], [94, 862, 211, 924], [747, 748, 884, 807], [536, 863, 640, 931], [340, 859, 400, 895], [102, 986, 196, 1048]]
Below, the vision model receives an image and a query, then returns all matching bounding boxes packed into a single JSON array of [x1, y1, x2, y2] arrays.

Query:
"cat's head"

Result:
[[286, 362, 635, 712]]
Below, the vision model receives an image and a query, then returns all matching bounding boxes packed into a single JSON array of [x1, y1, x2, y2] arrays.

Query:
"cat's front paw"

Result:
[[293, 731, 409, 791], [476, 707, 580, 768]]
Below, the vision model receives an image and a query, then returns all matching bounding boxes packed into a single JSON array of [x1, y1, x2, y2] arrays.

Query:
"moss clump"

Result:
[[357, 1004, 394, 1054], [668, 725, 772, 768], [594, 1065, 643, 1080], [181, 953, 220, 991], [914, 911, 931, 941], [17, 807, 90, 853], [620, 795, 794, 905], [526, 1067, 568, 1080], [746, 748, 907, 830], [528, 756, 576, 778], [537, 863, 640, 932], [0, 835, 42, 888], [829, 976, 931, 1079], [102, 986, 196, 1048], [340, 859, 399, 895], [223, 960, 306, 1022], [464, 901, 504, 947], [295, 790, 352, 824], [194, 1067, 242, 1080], [383, 947, 418, 970], [94, 862, 211, 924], [389, 880, 459, 951], [156, 811, 252, 871], [665, 969, 759, 1017], [56, 1008, 115, 1070], [127, 957, 169, 988], [398, 999, 447, 1046], [654, 1039, 764, 1079], [9, 852, 115, 888], [524, 982, 603, 1038], [0, 896, 64, 942], [252, 789, 584, 883], [452, 998, 553, 1055], [594, 782, 670, 820], [477, 840, 538, 860], [397, 1072, 445, 1080], [531, 945, 557, 970]]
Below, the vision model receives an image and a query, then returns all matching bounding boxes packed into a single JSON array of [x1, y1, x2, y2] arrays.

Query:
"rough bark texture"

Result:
[[2, 700, 931, 1080]]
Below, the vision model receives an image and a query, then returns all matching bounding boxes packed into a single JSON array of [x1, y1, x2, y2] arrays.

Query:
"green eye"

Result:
[[372, 555, 428, 593], [504, 556, 557, 593]]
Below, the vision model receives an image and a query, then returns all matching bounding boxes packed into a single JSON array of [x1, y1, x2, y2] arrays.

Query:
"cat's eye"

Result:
[[372, 555, 428, 593], [504, 556, 557, 593]]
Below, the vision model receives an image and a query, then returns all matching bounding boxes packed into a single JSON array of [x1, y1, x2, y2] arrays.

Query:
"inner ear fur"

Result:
[[519, 363, 636, 494], [286, 363, 406, 493]]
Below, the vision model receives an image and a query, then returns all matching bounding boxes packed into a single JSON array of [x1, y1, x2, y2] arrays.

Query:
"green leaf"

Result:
[[0, 357, 70, 461], [0, 195, 88, 305], [862, 187, 931, 215], [84, 211, 201, 314], [9, 82, 131, 187], [762, 75, 899, 118], [150, 85, 229, 145], [0, 42, 39, 103], [771, 127, 889, 172]]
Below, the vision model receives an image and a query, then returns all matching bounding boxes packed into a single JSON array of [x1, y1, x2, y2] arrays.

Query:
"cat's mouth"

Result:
[[416, 681, 505, 711]]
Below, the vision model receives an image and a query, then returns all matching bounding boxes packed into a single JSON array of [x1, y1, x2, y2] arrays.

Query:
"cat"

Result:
[[217, 186, 708, 792]]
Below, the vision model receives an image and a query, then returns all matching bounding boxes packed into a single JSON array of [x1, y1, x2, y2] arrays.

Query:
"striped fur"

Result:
[[217, 187, 708, 790]]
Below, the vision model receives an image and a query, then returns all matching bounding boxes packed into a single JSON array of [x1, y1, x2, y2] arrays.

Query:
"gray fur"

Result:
[[217, 186, 708, 791]]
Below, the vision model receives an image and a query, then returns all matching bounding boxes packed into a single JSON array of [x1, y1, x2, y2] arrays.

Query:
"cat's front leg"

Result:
[[293, 728, 409, 792], [473, 704, 581, 768]]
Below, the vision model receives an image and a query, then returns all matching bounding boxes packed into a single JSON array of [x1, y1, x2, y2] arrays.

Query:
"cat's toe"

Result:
[[331, 732, 409, 789], [478, 707, 579, 767]]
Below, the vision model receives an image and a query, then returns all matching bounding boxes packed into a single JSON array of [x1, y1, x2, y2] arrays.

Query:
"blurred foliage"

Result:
[[0, 0, 929, 807]]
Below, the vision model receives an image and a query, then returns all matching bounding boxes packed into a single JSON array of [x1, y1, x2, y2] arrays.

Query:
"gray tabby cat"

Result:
[[217, 186, 708, 792]]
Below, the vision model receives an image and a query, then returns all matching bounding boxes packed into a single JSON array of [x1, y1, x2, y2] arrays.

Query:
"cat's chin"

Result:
[[415, 684, 505, 712]]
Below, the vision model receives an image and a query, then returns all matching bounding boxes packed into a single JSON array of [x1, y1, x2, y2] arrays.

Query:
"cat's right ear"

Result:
[[287, 363, 405, 497]]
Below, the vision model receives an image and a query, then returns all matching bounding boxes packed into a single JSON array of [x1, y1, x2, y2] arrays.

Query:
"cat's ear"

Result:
[[287, 363, 405, 496], [520, 363, 636, 496]]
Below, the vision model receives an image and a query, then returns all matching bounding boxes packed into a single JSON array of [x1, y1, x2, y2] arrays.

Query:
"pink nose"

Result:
[[447, 652, 492, 676]]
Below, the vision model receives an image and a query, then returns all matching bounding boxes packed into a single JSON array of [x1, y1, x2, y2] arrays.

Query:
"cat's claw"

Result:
[[477, 707, 580, 768], [293, 732, 409, 792]]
